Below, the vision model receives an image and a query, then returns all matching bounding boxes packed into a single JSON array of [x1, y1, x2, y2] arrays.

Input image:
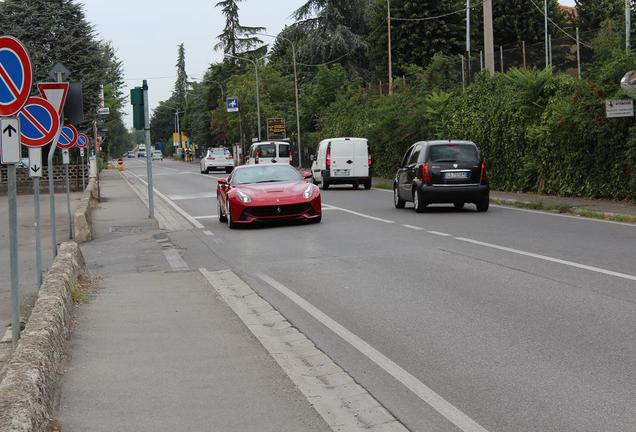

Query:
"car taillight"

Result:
[[207, 156, 214, 160], [226, 155, 233, 160], [480, 161, 487, 184], [326, 145, 331, 170], [420, 162, 432, 186]]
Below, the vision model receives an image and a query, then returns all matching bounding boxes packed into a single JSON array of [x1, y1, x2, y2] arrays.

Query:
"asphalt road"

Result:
[[125, 158, 635, 432]]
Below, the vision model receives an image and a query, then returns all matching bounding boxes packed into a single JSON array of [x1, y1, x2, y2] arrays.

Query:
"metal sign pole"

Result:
[[48, 70, 64, 257], [29, 147, 43, 288], [62, 149, 72, 239], [8, 164, 20, 345], [142, 80, 155, 219], [81, 152, 85, 190]]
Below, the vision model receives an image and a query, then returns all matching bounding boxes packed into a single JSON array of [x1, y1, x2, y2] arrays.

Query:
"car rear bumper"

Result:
[[323, 171, 371, 185], [417, 183, 489, 203], [231, 198, 322, 224], [203, 161, 233, 169]]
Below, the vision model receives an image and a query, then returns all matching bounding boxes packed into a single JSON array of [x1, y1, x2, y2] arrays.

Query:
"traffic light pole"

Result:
[[143, 80, 155, 219]]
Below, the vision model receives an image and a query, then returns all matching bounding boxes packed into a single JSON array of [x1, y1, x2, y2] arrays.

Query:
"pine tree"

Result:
[[173, 43, 188, 110], [576, 0, 626, 33], [214, 0, 264, 57]]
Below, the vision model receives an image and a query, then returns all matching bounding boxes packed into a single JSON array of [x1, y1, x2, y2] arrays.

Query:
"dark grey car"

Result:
[[393, 140, 489, 213]]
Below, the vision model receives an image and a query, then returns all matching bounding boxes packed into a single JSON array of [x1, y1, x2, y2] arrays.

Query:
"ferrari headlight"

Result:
[[236, 190, 252, 203], [303, 184, 314, 199]]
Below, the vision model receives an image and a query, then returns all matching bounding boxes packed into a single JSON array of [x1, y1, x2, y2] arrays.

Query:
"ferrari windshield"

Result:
[[232, 165, 302, 185]]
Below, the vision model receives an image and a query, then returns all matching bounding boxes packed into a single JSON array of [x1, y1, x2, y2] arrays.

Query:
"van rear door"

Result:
[[277, 143, 291, 164], [329, 139, 356, 178], [352, 139, 370, 178]]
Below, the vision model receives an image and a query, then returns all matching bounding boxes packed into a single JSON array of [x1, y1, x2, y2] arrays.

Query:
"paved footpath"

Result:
[[57, 171, 330, 432]]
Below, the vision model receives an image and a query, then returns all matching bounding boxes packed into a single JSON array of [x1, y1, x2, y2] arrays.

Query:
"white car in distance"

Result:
[[201, 148, 234, 174]]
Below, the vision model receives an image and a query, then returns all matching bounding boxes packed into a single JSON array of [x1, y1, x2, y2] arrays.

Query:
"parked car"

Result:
[[217, 164, 321, 229], [393, 140, 489, 212], [246, 141, 291, 165], [127, 151, 136, 159], [311, 137, 372, 190], [152, 150, 163, 161], [201, 148, 233, 173]]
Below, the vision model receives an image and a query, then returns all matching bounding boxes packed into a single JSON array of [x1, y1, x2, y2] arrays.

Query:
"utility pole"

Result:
[[225, 54, 264, 141], [483, 0, 495, 73], [387, 0, 393, 95], [466, 0, 471, 80], [544, 0, 550, 68], [627, 0, 632, 55]]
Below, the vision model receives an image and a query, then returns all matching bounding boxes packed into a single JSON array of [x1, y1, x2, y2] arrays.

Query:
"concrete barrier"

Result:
[[0, 242, 86, 432], [73, 178, 98, 243]]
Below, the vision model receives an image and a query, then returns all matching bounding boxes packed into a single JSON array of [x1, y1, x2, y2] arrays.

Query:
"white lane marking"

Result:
[[455, 237, 636, 281], [372, 187, 392, 192], [257, 273, 490, 432], [203, 230, 214, 237], [163, 249, 189, 270], [168, 192, 217, 201], [127, 171, 205, 229], [194, 215, 218, 220], [428, 231, 452, 237], [323, 204, 395, 224], [403, 224, 425, 231], [491, 204, 635, 227]]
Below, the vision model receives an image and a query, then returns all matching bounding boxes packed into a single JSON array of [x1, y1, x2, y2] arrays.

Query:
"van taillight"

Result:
[[420, 163, 432, 186], [289, 150, 292, 163], [368, 155, 372, 168], [480, 162, 487, 184], [326, 145, 331, 170]]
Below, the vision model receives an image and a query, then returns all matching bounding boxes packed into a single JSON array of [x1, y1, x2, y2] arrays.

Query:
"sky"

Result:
[[81, 0, 576, 128], [81, 0, 307, 127]]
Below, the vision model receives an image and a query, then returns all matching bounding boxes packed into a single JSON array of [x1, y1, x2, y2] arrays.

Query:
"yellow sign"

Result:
[[267, 118, 286, 140]]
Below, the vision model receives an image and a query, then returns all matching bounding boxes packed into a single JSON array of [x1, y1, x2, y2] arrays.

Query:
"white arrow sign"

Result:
[[1, 118, 21, 164], [62, 148, 70, 165], [28, 147, 42, 178]]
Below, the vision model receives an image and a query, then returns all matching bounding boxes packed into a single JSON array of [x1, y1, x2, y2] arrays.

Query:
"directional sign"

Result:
[[1, 117, 20, 164], [48, 63, 71, 81], [226, 97, 239, 113], [37, 82, 69, 116], [62, 149, 70, 165], [56, 123, 78, 149], [28, 147, 42, 178], [0, 36, 33, 117], [80, 148, 85, 157], [17, 97, 60, 148], [76, 133, 89, 149]]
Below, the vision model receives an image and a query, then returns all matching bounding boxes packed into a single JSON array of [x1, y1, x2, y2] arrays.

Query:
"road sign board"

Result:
[[62, 148, 69, 165], [28, 147, 42, 178], [76, 133, 89, 149], [0, 36, 33, 117], [80, 148, 85, 157], [0, 117, 20, 164], [227, 97, 239, 113], [57, 123, 78, 149], [605, 99, 634, 118], [267, 118, 286, 140], [37, 82, 69, 116], [97, 107, 110, 116], [17, 97, 60, 148], [48, 63, 71, 81]]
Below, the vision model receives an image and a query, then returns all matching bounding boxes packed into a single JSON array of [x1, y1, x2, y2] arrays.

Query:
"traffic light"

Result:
[[130, 87, 144, 130]]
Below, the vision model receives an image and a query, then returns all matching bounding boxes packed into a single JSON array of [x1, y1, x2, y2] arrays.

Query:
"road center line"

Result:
[[403, 224, 424, 231], [257, 273, 490, 432], [323, 204, 395, 224], [428, 231, 452, 237], [455, 237, 636, 281]]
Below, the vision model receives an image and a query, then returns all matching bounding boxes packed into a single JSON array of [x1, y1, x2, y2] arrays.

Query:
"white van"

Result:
[[247, 141, 291, 165], [311, 138, 372, 190]]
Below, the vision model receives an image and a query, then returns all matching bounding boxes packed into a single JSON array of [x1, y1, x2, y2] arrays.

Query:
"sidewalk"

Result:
[[57, 171, 329, 431]]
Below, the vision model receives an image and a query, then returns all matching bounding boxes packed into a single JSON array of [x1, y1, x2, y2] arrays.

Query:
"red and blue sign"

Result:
[[0, 36, 32, 117], [57, 123, 78, 149], [76, 133, 89, 149], [18, 97, 59, 148]]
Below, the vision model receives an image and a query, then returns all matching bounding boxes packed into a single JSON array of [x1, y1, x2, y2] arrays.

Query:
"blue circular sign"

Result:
[[18, 97, 59, 148], [57, 123, 78, 149]]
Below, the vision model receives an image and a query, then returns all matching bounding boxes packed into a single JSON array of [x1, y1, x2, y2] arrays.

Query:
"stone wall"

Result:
[[0, 165, 89, 194]]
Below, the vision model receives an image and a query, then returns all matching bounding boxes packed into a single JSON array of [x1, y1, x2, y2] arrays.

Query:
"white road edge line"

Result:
[[127, 171, 205, 229], [428, 231, 452, 237], [455, 237, 636, 281], [402, 224, 424, 231], [257, 273, 490, 432], [323, 204, 395, 224], [194, 215, 218, 220]]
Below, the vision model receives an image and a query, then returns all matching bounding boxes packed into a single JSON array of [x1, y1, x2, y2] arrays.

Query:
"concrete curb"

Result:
[[0, 242, 86, 432], [73, 179, 98, 243]]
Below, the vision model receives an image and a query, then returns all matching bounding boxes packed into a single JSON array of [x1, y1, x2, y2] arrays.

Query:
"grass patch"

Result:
[[491, 198, 636, 223], [68, 280, 89, 304], [373, 178, 394, 190]]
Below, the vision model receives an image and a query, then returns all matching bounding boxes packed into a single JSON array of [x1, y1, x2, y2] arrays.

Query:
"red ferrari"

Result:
[[217, 164, 322, 228]]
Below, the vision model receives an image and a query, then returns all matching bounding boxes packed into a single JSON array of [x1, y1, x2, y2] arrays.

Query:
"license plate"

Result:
[[332, 169, 351, 177], [444, 171, 469, 179]]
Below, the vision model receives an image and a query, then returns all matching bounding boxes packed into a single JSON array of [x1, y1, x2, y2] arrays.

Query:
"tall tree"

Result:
[[214, 0, 265, 57], [173, 43, 188, 110], [576, 0, 625, 33]]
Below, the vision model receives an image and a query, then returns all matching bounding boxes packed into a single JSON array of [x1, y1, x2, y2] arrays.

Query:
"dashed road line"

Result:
[[194, 215, 218, 220], [455, 237, 636, 281], [427, 231, 452, 237], [323, 204, 395, 224], [257, 273, 490, 432], [168, 192, 216, 201], [402, 224, 424, 231], [203, 230, 214, 237]]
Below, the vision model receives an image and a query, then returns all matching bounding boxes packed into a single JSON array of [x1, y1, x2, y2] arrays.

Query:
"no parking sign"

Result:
[[76, 133, 89, 149], [0, 36, 32, 117], [17, 97, 60, 148], [56, 123, 78, 149]]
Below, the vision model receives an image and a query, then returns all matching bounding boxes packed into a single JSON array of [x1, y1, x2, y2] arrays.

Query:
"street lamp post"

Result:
[[225, 53, 264, 142], [256, 32, 303, 168]]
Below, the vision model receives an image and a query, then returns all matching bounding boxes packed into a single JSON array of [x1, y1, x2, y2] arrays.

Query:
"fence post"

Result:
[[522, 41, 527, 69], [576, 27, 582, 79], [379, 81, 383, 96], [500, 46, 504, 73], [549, 34, 553, 67], [480, 50, 484, 72]]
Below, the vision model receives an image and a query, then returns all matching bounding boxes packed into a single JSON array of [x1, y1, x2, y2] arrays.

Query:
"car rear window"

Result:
[[428, 145, 479, 163], [210, 149, 227, 156], [278, 144, 290, 158], [257, 144, 276, 158]]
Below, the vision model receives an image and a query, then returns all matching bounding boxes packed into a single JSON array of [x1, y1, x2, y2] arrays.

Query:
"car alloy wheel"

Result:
[[218, 198, 227, 223], [394, 185, 405, 209], [413, 189, 426, 213]]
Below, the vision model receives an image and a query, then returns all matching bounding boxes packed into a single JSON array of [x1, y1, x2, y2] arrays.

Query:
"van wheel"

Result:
[[321, 179, 330, 190], [364, 179, 372, 190], [454, 202, 465, 209], [353, 182, 360, 189], [413, 189, 426, 213], [394, 185, 406, 209], [476, 200, 489, 212]]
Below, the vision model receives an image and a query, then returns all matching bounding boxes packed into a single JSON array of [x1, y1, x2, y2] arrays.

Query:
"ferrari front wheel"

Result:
[[218, 198, 227, 223]]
